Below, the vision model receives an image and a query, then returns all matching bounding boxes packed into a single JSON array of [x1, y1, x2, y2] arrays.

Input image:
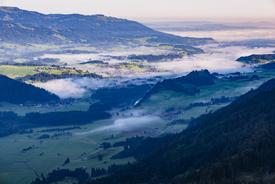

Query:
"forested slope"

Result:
[[93, 79, 275, 184]]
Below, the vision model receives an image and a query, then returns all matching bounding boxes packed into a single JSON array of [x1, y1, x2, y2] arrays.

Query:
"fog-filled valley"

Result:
[[1, 6, 275, 184]]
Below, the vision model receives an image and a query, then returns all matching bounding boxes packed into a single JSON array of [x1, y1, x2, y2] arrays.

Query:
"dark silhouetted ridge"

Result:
[[93, 78, 275, 184], [0, 74, 59, 104]]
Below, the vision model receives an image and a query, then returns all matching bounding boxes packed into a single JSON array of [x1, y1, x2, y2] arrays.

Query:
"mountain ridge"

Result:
[[0, 6, 214, 45]]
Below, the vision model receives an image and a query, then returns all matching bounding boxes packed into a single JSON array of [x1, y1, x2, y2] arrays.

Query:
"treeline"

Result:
[[147, 35, 213, 46], [0, 112, 22, 137], [160, 44, 204, 54], [93, 136, 175, 161], [37, 126, 81, 133], [92, 84, 152, 108], [106, 48, 203, 63], [184, 96, 237, 111], [225, 74, 261, 82], [260, 62, 275, 69], [0, 62, 47, 66], [127, 53, 184, 62], [152, 80, 200, 95], [31, 168, 89, 184], [0, 103, 111, 137], [30, 163, 131, 184], [236, 53, 275, 64], [111, 135, 175, 161], [91, 163, 131, 178], [18, 71, 102, 83], [79, 60, 106, 65], [98, 136, 146, 158]]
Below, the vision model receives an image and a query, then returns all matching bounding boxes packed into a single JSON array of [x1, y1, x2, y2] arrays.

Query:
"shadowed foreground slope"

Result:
[[93, 79, 275, 184]]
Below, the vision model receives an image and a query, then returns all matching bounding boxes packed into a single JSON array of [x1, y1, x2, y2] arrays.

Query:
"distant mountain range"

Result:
[[0, 7, 213, 46], [93, 79, 275, 184], [145, 21, 273, 32]]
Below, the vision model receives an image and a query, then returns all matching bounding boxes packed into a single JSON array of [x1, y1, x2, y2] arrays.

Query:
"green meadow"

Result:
[[0, 119, 137, 184], [1, 67, 275, 183], [0, 65, 38, 79]]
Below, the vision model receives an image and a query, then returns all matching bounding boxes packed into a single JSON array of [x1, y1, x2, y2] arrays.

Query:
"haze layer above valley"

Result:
[[1, 6, 275, 184]]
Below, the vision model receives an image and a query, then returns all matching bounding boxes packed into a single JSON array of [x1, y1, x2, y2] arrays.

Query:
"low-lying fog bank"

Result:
[[35, 44, 275, 99], [76, 116, 162, 135], [34, 75, 171, 99], [147, 45, 275, 74], [165, 29, 275, 42]]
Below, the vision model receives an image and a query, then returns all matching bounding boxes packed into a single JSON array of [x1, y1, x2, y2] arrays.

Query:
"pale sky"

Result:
[[1, 0, 275, 23]]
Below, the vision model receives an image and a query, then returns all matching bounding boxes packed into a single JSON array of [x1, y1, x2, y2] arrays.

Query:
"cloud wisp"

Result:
[[35, 78, 88, 99], [38, 46, 168, 65], [76, 116, 161, 135], [35, 43, 275, 99], [34, 75, 166, 99]]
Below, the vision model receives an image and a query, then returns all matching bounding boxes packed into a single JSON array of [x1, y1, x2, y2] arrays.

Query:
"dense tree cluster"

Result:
[[111, 136, 174, 161], [183, 96, 237, 111], [92, 84, 152, 108], [236, 54, 275, 64], [31, 163, 131, 184], [24, 105, 110, 126], [167, 119, 190, 126], [79, 60, 106, 65], [31, 168, 89, 184], [261, 62, 275, 69], [0, 103, 111, 137], [19, 71, 102, 83], [128, 53, 184, 62], [138, 70, 214, 105], [37, 126, 81, 133], [62, 158, 70, 166], [91, 163, 132, 178]]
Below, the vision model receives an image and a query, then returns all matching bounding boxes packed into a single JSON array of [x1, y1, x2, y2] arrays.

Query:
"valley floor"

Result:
[[1, 68, 275, 183]]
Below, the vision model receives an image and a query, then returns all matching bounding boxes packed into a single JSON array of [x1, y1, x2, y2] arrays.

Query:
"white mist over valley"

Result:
[[1, 5, 275, 184]]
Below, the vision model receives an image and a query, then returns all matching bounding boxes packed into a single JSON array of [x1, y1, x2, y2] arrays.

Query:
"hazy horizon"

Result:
[[1, 0, 275, 23]]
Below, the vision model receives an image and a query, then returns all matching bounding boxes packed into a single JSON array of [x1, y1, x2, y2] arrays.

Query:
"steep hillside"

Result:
[[138, 70, 215, 105], [0, 74, 59, 104], [0, 6, 214, 45], [93, 79, 275, 184], [0, 20, 64, 43]]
